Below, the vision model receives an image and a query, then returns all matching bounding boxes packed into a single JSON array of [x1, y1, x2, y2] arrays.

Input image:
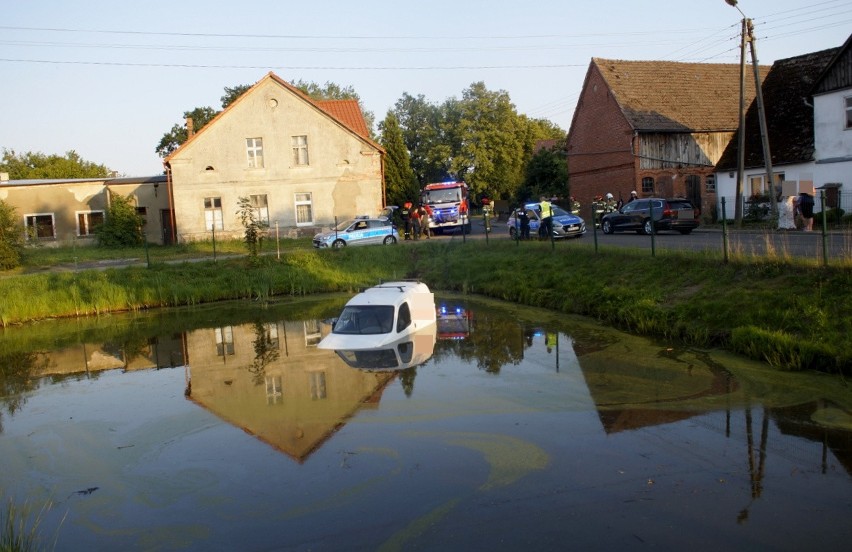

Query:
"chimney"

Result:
[[185, 117, 194, 138]]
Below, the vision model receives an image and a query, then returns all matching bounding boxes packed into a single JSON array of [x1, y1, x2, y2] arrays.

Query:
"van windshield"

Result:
[[333, 305, 395, 335]]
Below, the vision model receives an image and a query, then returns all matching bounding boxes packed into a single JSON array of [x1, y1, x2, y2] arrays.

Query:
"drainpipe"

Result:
[[164, 162, 177, 244]]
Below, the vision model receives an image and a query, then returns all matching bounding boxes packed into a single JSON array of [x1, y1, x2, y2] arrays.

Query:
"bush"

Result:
[[0, 199, 24, 269], [96, 192, 144, 247]]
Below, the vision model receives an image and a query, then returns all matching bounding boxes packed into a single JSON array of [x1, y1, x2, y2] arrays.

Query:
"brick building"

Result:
[[566, 58, 765, 222]]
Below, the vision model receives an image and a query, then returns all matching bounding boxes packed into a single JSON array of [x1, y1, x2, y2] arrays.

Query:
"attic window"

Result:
[[205, 166, 215, 171]]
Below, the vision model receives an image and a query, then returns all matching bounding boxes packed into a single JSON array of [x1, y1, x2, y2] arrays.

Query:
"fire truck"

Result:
[[419, 181, 470, 233]]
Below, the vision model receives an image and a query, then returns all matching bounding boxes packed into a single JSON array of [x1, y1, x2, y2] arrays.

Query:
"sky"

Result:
[[1, 0, 850, 177]]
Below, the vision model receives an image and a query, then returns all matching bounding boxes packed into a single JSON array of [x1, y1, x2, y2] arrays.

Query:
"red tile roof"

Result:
[[592, 58, 767, 132], [316, 99, 371, 139]]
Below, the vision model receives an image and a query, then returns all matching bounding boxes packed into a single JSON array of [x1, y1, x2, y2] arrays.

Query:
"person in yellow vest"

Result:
[[538, 196, 553, 239]]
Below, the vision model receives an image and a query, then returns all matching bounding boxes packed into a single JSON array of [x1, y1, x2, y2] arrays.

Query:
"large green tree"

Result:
[[1, 149, 112, 179], [391, 83, 564, 202], [379, 112, 419, 207], [516, 138, 568, 203]]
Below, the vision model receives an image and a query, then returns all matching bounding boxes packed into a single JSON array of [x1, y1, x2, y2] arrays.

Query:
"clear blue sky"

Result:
[[2, 0, 849, 176]]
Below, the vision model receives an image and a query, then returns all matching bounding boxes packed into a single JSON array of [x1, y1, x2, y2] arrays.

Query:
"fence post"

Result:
[[721, 197, 729, 264], [212, 225, 217, 263], [649, 200, 656, 257], [592, 204, 599, 254], [820, 190, 828, 267]]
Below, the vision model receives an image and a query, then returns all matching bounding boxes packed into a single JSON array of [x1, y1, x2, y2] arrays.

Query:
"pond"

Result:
[[1, 294, 850, 551]]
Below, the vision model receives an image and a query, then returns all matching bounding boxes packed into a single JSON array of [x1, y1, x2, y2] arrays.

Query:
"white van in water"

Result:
[[318, 281, 436, 351]]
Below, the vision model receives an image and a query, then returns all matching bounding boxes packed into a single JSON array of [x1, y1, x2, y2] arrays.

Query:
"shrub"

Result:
[[96, 192, 144, 247], [0, 199, 24, 269]]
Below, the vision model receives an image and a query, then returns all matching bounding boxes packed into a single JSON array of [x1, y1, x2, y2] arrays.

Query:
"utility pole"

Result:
[[726, 0, 777, 222]]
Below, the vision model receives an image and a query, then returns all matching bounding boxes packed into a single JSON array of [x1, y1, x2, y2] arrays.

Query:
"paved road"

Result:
[[416, 217, 852, 261]]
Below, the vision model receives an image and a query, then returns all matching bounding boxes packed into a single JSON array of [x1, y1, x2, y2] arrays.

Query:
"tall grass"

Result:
[[1, 238, 850, 372], [0, 496, 57, 552]]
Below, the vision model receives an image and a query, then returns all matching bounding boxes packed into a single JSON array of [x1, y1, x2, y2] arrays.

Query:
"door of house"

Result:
[[685, 175, 702, 213], [161, 209, 174, 245]]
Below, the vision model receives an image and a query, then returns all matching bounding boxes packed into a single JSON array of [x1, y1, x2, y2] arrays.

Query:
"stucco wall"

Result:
[[168, 78, 383, 242]]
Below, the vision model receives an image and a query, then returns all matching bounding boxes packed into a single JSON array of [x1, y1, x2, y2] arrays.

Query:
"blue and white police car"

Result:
[[313, 216, 400, 248]]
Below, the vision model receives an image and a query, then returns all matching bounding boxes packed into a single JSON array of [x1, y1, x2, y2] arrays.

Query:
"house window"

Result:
[[24, 213, 55, 240], [246, 137, 264, 168], [76, 211, 105, 237], [250, 194, 269, 225], [295, 192, 313, 226], [749, 175, 764, 196], [215, 326, 235, 357], [641, 177, 654, 194], [204, 197, 224, 231], [846, 97, 852, 129], [266, 375, 283, 405], [309, 371, 327, 400], [705, 175, 716, 193], [136, 206, 148, 218], [304, 319, 321, 347], [292, 135, 309, 166]]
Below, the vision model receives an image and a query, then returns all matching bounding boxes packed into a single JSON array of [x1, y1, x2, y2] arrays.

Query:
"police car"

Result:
[[313, 215, 400, 248], [506, 202, 586, 239]]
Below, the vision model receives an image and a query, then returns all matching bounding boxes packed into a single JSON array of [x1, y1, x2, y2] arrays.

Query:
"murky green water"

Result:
[[1, 294, 850, 551]]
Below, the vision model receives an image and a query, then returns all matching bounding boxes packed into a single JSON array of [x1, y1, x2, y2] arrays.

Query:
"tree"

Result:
[[96, 192, 144, 247], [236, 196, 267, 258], [155, 106, 219, 158], [517, 138, 568, 203], [1, 149, 112, 179], [0, 199, 24, 269], [390, 84, 565, 202], [391, 93, 450, 185], [379, 112, 419, 206], [221, 84, 252, 108]]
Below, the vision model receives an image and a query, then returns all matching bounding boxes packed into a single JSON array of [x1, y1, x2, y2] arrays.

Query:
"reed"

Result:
[[0, 496, 57, 552]]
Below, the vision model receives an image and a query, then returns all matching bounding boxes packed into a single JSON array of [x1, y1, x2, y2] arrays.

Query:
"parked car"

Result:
[[601, 198, 700, 235], [313, 216, 399, 248], [506, 203, 586, 239]]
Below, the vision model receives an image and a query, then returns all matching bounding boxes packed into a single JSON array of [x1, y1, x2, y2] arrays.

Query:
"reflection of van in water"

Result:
[[332, 324, 437, 371], [318, 281, 436, 351]]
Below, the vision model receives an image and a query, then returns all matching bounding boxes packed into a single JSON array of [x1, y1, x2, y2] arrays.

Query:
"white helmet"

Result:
[[605, 193, 613, 199]]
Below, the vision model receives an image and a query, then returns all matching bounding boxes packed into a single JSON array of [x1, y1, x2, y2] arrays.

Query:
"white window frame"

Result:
[[204, 197, 224, 231], [76, 210, 105, 237], [295, 192, 313, 226], [705, 174, 716, 193], [215, 326, 235, 357], [292, 135, 309, 166], [246, 137, 264, 168], [250, 194, 270, 225], [24, 213, 55, 240]]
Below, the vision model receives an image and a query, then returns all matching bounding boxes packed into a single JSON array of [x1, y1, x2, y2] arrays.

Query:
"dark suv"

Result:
[[601, 198, 699, 235]]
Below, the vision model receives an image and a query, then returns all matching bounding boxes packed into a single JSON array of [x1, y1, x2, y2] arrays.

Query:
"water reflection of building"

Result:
[[184, 320, 395, 463], [32, 334, 186, 378]]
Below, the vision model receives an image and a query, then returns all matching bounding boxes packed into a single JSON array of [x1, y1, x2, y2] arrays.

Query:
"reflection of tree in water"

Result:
[[246, 322, 280, 386], [0, 351, 49, 433], [442, 313, 525, 374], [398, 367, 417, 397]]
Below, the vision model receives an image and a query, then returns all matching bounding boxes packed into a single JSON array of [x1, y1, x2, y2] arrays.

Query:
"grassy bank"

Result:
[[1, 240, 849, 373]]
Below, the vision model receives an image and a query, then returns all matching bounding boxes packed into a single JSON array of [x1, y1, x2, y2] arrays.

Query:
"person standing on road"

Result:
[[796, 192, 815, 232], [417, 204, 431, 239], [538, 196, 553, 240], [410, 205, 422, 240], [401, 201, 413, 240], [517, 207, 530, 240]]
